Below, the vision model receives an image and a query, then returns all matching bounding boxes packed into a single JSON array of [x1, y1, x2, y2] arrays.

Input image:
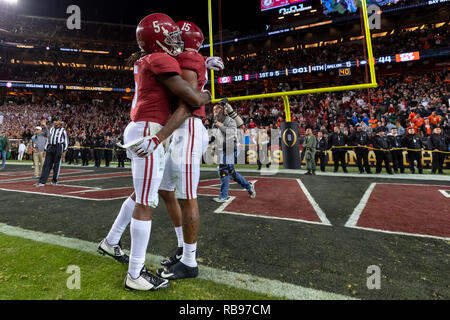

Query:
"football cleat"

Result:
[[125, 266, 170, 291], [161, 246, 183, 267], [51, 181, 58, 186], [156, 261, 198, 280], [97, 238, 129, 264], [248, 182, 256, 199]]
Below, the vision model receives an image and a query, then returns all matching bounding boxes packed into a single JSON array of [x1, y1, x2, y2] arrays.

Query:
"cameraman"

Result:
[[211, 102, 256, 203]]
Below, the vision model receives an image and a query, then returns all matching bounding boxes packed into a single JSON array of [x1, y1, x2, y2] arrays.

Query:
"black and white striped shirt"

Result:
[[45, 126, 68, 151]]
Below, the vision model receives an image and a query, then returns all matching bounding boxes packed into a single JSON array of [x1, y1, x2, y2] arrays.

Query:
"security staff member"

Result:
[[328, 126, 348, 173], [35, 116, 68, 186], [388, 127, 405, 174], [116, 135, 127, 168], [80, 134, 90, 166], [372, 127, 393, 174], [429, 127, 447, 174], [66, 135, 75, 165], [104, 135, 114, 167], [402, 127, 424, 174], [351, 124, 371, 174], [315, 130, 328, 172], [93, 131, 104, 168]]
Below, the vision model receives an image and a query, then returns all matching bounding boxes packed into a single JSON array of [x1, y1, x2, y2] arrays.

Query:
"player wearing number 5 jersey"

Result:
[[98, 13, 211, 292], [97, 17, 222, 287]]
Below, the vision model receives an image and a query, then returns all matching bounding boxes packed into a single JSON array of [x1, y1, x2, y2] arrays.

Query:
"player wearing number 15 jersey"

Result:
[[98, 13, 211, 292], [156, 21, 212, 280]]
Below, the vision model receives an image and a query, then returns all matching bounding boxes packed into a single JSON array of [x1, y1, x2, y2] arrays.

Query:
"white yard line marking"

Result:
[[296, 179, 331, 225], [345, 183, 376, 228], [347, 225, 450, 241], [0, 223, 355, 300]]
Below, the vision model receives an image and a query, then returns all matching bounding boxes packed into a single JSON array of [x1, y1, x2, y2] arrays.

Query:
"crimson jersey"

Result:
[[130, 52, 182, 125], [176, 51, 207, 118]]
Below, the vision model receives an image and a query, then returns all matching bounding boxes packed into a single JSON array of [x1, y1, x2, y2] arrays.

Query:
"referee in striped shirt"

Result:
[[35, 116, 68, 187]]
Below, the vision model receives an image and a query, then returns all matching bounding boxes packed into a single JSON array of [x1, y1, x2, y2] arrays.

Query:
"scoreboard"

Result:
[[261, 0, 309, 11], [213, 49, 447, 85]]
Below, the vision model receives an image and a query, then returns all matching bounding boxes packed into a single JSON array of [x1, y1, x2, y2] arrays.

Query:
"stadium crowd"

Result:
[[1, 72, 448, 171]]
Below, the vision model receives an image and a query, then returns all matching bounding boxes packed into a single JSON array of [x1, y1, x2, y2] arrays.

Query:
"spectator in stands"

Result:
[[421, 118, 435, 137]]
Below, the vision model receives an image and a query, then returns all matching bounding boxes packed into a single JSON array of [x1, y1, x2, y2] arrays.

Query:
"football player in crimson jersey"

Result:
[[98, 13, 211, 292], [155, 20, 210, 280]]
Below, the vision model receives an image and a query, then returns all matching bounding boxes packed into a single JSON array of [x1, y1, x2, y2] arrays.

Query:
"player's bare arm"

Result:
[[155, 69, 199, 142], [158, 72, 210, 108]]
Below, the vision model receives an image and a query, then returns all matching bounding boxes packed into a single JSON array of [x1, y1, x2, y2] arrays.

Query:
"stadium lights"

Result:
[[1, 0, 19, 4]]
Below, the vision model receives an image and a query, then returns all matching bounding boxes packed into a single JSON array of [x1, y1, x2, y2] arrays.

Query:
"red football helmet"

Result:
[[136, 13, 184, 56], [176, 21, 204, 52]]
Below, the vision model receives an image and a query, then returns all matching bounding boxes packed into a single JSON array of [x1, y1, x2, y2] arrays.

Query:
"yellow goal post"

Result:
[[207, 0, 378, 119]]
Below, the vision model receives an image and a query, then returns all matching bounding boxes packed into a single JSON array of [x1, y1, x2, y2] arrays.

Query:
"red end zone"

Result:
[[198, 177, 331, 225], [346, 183, 450, 240]]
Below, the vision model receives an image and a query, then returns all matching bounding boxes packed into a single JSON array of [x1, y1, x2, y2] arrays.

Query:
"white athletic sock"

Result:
[[181, 242, 197, 268], [106, 196, 135, 246], [128, 218, 152, 279], [174, 226, 184, 248]]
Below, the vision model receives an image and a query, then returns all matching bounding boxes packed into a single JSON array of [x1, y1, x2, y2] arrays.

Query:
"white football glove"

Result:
[[205, 56, 224, 71], [126, 135, 161, 158]]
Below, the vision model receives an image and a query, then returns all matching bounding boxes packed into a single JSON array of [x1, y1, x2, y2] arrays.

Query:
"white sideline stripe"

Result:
[[199, 167, 450, 181], [0, 223, 355, 300], [0, 188, 128, 201], [345, 183, 376, 227], [439, 190, 450, 198], [296, 179, 331, 225], [6, 163, 450, 181]]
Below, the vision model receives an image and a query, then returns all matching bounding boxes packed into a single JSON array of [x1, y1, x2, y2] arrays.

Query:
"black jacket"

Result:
[[328, 132, 348, 148], [402, 134, 423, 150], [387, 134, 403, 150], [316, 137, 328, 152], [372, 135, 391, 151], [429, 134, 448, 151], [351, 131, 370, 146]]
